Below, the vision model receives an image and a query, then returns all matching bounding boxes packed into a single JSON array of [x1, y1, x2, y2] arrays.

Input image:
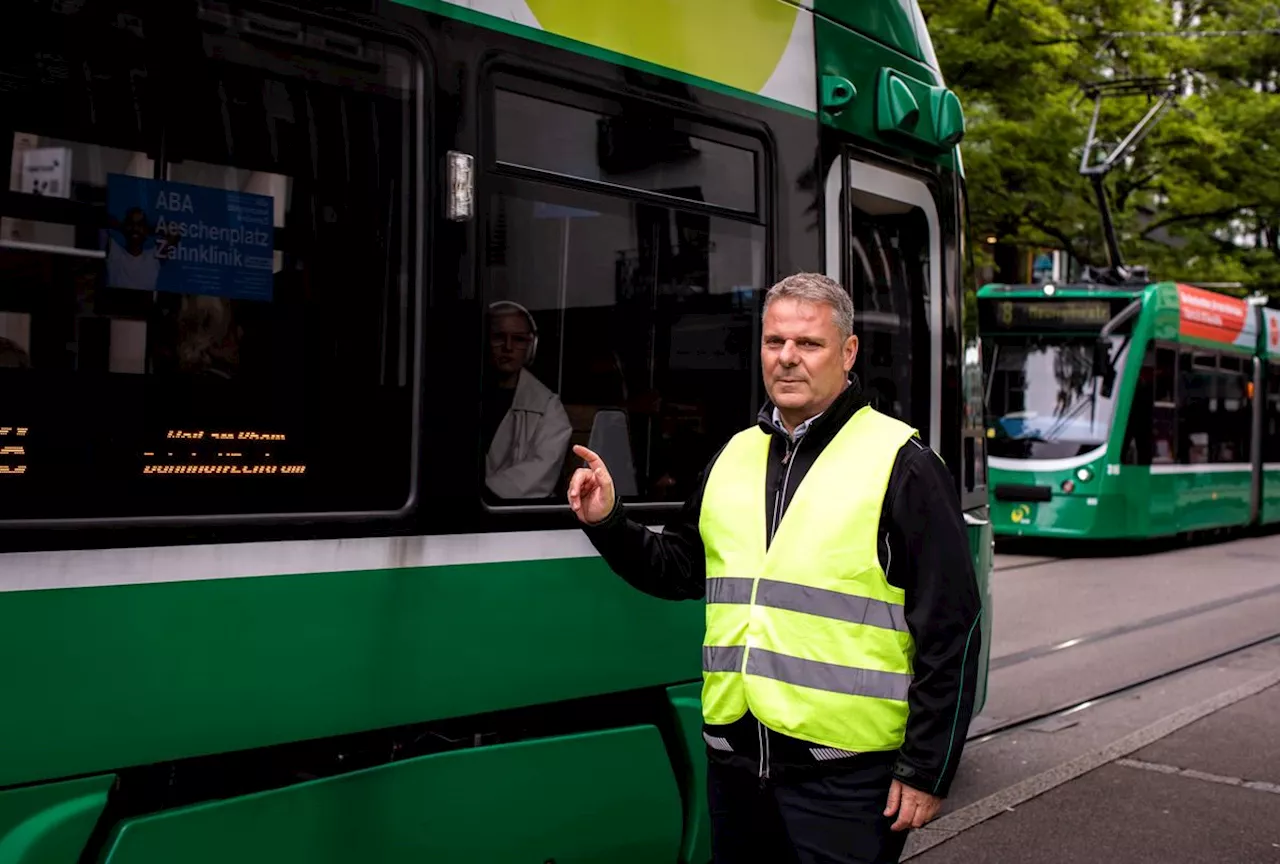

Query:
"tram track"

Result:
[[988, 581, 1280, 672], [973, 539, 1280, 747], [969, 630, 1280, 744], [974, 537, 1280, 743], [992, 556, 1064, 573]]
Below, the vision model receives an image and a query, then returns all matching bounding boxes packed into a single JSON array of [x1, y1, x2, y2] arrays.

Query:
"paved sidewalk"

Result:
[[907, 677, 1280, 862]]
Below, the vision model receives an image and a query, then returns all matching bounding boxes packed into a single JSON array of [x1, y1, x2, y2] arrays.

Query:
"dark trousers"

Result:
[[707, 759, 910, 864]]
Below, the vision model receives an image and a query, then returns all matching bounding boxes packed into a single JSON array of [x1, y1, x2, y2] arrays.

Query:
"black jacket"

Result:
[[582, 377, 982, 797]]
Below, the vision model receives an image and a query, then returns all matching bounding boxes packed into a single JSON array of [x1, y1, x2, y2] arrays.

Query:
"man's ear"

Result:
[[843, 334, 859, 372]]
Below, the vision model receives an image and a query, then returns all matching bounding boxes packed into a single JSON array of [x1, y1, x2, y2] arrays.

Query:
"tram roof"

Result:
[[397, 1, 941, 69], [815, 1, 940, 67], [979, 282, 1280, 356], [976, 283, 1152, 299]]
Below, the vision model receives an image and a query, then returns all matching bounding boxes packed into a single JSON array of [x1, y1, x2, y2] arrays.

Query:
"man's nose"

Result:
[[778, 341, 800, 365]]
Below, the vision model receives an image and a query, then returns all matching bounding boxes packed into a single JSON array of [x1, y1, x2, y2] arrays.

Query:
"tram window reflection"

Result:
[[845, 190, 930, 438], [493, 89, 757, 214], [480, 79, 766, 507], [0, 3, 417, 521], [480, 184, 765, 505]]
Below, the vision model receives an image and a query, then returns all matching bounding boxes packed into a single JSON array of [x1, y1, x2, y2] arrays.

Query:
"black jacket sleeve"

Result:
[[884, 440, 983, 799], [579, 453, 720, 602]]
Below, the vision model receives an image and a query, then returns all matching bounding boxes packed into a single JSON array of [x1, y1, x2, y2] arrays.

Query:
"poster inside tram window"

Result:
[[1175, 283, 1256, 349], [104, 174, 275, 302]]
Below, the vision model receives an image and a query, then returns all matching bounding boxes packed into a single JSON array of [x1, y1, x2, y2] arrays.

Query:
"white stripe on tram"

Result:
[[1150, 463, 1253, 475], [0, 529, 613, 594], [988, 445, 1107, 473]]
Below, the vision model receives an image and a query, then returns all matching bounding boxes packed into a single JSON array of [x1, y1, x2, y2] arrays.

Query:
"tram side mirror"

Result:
[[1094, 299, 1140, 400]]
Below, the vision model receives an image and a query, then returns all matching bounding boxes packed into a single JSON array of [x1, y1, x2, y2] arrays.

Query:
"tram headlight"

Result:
[[1075, 467, 1093, 483]]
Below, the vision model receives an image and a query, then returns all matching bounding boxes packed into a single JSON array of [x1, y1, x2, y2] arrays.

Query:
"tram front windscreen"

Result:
[[983, 335, 1131, 460]]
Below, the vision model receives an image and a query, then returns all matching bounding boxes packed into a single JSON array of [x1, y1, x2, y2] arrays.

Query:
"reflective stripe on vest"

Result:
[[698, 405, 918, 754]]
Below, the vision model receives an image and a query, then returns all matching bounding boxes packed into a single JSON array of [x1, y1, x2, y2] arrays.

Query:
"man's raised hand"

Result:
[[567, 445, 616, 525]]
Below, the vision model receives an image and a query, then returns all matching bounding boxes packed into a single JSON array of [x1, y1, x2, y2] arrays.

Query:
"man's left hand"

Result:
[[884, 780, 942, 831]]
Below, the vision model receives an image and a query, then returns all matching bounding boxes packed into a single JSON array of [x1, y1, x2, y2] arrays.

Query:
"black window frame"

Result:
[[474, 61, 774, 518], [957, 176, 987, 512], [0, 0, 430, 531], [837, 147, 944, 463]]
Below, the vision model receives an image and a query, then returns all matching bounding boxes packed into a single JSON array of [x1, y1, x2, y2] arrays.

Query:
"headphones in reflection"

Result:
[[488, 300, 539, 366]]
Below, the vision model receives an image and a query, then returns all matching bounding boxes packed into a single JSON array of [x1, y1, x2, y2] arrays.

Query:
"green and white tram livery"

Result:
[[981, 281, 1280, 541], [0, 2, 991, 862]]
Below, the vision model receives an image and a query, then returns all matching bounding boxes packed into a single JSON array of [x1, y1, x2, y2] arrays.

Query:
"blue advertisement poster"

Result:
[[105, 174, 275, 302]]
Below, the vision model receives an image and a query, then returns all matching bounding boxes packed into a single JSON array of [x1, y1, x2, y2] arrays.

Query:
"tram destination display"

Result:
[[979, 298, 1120, 332]]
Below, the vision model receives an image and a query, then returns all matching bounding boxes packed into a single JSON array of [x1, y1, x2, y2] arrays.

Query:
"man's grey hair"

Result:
[[763, 272, 855, 340]]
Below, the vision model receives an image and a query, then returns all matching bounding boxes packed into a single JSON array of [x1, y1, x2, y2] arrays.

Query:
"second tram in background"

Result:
[[979, 281, 1280, 541]]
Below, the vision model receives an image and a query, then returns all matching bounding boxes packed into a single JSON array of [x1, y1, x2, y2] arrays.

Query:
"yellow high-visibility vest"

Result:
[[699, 404, 917, 753]]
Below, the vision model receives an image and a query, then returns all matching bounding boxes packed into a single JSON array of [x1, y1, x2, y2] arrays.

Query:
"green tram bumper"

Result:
[[988, 453, 1128, 539]]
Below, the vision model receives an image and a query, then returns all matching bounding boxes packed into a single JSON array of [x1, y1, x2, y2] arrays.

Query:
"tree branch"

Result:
[[1140, 204, 1264, 238], [1023, 212, 1092, 267], [1121, 170, 1163, 193], [985, 0, 999, 21], [1115, 172, 1162, 212]]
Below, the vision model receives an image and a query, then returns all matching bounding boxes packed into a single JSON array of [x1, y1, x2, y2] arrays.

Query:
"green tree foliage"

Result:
[[924, 0, 1280, 295]]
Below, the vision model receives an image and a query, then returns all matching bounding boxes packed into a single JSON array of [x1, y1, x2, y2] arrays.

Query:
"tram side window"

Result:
[[1267, 363, 1280, 465], [1178, 351, 1252, 465], [845, 189, 930, 440], [0, 3, 417, 521], [1178, 351, 1215, 464], [1215, 355, 1250, 464], [1123, 343, 1157, 465], [1151, 345, 1178, 463], [482, 85, 766, 505]]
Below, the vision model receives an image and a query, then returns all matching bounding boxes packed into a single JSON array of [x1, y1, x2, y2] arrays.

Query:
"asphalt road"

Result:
[[896, 535, 1280, 860], [974, 532, 1280, 735], [900, 532, 1280, 859], [911, 664, 1280, 862]]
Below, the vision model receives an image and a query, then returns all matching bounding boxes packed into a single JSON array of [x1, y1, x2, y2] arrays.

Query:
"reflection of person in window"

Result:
[[0, 338, 29, 368], [482, 301, 572, 499], [176, 295, 241, 379], [106, 207, 176, 292]]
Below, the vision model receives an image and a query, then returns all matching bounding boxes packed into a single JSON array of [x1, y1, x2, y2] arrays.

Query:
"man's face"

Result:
[[761, 297, 857, 419], [488, 311, 533, 376], [123, 209, 148, 248]]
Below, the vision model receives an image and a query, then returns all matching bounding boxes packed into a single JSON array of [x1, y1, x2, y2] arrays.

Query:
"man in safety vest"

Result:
[[568, 272, 982, 863]]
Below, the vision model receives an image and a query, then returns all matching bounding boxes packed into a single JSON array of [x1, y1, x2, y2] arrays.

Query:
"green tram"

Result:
[[980, 281, 1280, 541], [0, 2, 991, 861]]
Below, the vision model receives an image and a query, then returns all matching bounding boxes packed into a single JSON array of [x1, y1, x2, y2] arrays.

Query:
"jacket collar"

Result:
[[756, 373, 870, 445], [510, 367, 555, 413]]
